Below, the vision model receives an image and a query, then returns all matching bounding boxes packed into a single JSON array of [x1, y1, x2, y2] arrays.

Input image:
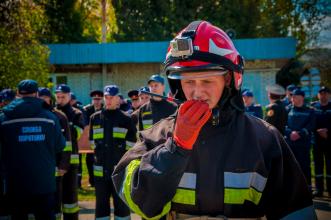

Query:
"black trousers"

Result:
[[0, 177, 9, 218], [62, 165, 79, 220], [95, 175, 130, 218], [86, 153, 95, 186], [9, 192, 55, 220], [55, 176, 63, 218], [313, 139, 331, 193], [290, 143, 312, 186]]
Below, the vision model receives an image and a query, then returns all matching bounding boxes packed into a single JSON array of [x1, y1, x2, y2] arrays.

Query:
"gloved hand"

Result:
[[174, 100, 212, 150]]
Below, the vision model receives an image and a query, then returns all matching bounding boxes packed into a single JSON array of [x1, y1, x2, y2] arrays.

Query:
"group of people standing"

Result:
[[243, 84, 331, 197], [0, 72, 177, 220], [1, 20, 329, 220]]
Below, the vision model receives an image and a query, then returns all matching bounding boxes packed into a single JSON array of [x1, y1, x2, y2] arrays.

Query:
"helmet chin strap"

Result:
[[211, 75, 244, 126]]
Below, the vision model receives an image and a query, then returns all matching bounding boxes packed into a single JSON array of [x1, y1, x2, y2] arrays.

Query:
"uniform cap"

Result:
[[148, 74, 165, 85], [266, 84, 286, 96], [104, 85, 120, 96], [292, 89, 305, 97], [128, 89, 139, 99], [17, 79, 38, 94], [242, 90, 253, 97], [1, 89, 16, 101], [70, 92, 77, 100], [286, 84, 297, 92], [55, 84, 71, 93], [38, 87, 51, 97], [90, 90, 103, 97], [139, 86, 150, 94], [318, 86, 330, 93]]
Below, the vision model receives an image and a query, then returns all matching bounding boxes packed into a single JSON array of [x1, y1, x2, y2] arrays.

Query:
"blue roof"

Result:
[[48, 37, 296, 65]]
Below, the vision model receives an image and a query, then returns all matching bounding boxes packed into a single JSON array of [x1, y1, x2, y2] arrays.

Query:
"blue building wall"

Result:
[[48, 37, 296, 64], [49, 38, 296, 106]]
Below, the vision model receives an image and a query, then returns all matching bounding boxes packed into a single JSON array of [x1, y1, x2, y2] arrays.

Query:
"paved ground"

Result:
[[78, 197, 331, 220], [79, 201, 140, 220]]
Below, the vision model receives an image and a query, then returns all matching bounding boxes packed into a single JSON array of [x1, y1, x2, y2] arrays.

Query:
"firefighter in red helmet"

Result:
[[112, 21, 315, 219]]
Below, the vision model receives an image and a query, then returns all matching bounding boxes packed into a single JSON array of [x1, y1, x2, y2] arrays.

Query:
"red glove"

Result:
[[174, 100, 212, 150]]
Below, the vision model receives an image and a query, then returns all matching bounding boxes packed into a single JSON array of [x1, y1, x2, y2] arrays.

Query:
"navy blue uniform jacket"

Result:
[[0, 97, 65, 195]]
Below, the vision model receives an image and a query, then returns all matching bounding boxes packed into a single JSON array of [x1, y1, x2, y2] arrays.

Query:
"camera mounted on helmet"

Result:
[[164, 21, 245, 109]]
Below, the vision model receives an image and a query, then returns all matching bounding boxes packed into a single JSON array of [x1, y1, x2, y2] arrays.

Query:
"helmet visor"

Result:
[[168, 69, 228, 80]]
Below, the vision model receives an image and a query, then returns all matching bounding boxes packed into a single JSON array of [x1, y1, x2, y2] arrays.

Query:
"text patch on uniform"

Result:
[[19, 126, 45, 142]]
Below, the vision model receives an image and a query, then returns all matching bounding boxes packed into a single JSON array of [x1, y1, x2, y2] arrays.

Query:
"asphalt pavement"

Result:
[[78, 197, 331, 220]]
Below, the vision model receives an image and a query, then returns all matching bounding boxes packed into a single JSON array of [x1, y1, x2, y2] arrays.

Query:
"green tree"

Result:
[[40, 0, 117, 43], [0, 0, 50, 89], [40, 0, 90, 43], [113, 0, 260, 41], [257, 0, 329, 55], [112, 0, 328, 54], [77, 0, 118, 42]]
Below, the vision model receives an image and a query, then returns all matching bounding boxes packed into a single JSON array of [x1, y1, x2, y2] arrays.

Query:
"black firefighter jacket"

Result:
[[132, 99, 177, 131], [112, 108, 315, 220], [56, 103, 85, 167], [89, 109, 137, 179]]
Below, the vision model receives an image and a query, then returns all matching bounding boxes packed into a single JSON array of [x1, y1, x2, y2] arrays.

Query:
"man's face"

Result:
[[55, 92, 71, 106], [318, 91, 330, 103], [92, 96, 103, 108], [180, 71, 226, 109], [104, 95, 120, 110], [149, 81, 164, 95], [139, 94, 150, 105], [70, 99, 77, 106], [292, 95, 304, 107], [243, 96, 253, 107], [286, 91, 292, 99], [131, 98, 141, 109]]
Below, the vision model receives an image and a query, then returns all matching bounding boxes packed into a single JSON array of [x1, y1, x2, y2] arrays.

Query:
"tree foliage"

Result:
[[40, 0, 91, 43], [39, 0, 117, 43], [112, 0, 329, 54], [112, 0, 261, 41], [0, 0, 50, 89]]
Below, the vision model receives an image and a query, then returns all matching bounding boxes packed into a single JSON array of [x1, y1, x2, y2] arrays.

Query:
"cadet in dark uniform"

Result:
[[84, 90, 104, 187], [138, 86, 150, 106], [285, 89, 315, 190], [242, 90, 263, 119], [0, 80, 65, 220], [132, 75, 177, 131], [311, 86, 331, 197], [264, 84, 288, 135], [127, 89, 141, 112], [38, 87, 72, 220], [89, 85, 137, 220], [112, 21, 315, 219], [69, 93, 86, 188], [0, 88, 16, 219], [55, 84, 86, 220], [0, 89, 15, 110], [282, 84, 296, 107]]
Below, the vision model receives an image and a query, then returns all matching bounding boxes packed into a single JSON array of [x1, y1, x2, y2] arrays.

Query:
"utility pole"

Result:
[[101, 0, 107, 85]]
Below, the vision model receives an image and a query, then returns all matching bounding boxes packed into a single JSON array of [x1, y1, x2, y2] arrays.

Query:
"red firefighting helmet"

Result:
[[164, 21, 244, 102]]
